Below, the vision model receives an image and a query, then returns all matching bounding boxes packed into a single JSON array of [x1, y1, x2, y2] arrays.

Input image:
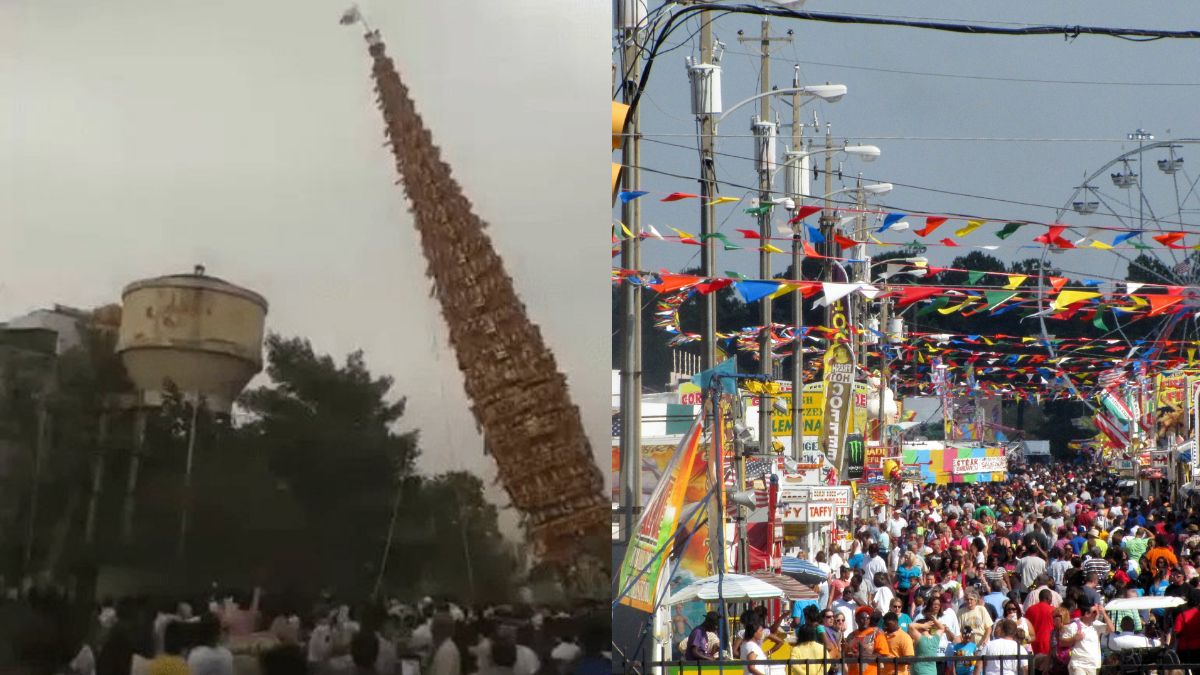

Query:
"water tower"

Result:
[[113, 266, 267, 546], [116, 265, 268, 413]]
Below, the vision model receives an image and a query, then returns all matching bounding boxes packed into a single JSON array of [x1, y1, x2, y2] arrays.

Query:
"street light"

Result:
[[715, 85, 848, 126]]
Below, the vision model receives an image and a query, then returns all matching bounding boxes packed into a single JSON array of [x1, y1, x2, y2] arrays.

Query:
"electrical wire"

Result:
[[621, 3, 1200, 130], [714, 46, 1200, 87]]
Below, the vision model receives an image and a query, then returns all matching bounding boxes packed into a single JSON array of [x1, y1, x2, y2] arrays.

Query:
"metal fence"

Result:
[[616, 648, 1195, 675]]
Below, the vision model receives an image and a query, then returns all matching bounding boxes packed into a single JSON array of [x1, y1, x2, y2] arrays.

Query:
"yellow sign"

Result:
[[770, 382, 869, 437]]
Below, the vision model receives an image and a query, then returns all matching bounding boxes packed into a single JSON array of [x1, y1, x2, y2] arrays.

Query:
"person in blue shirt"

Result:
[[946, 628, 977, 675], [1069, 527, 1088, 556], [896, 552, 923, 611]]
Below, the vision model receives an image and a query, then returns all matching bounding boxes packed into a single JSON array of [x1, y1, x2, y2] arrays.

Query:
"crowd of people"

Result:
[[0, 586, 610, 675], [679, 459, 1200, 675]]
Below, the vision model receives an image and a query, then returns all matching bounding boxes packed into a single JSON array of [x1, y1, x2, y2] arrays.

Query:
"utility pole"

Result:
[[23, 398, 49, 576], [177, 393, 201, 561], [121, 406, 147, 546], [739, 18, 789, 574], [879, 298, 890, 447], [697, 8, 719, 373], [617, 2, 643, 543], [789, 67, 806, 461], [84, 410, 110, 546], [820, 123, 836, 327]]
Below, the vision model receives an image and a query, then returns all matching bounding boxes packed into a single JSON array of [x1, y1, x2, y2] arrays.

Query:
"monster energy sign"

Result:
[[821, 342, 857, 479], [844, 433, 866, 481]]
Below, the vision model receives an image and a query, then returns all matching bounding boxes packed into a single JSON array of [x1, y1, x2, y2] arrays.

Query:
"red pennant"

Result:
[[787, 205, 823, 224], [736, 229, 762, 239], [648, 274, 702, 293], [895, 286, 945, 308], [1034, 224, 1070, 247], [939, 238, 959, 247], [834, 234, 859, 249], [1048, 277, 1068, 293], [661, 192, 699, 202], [1153, 232, 1188, 249], [1146, 294, 1184, 316], [803, 242, 822, 258], [915, 217, 948, 237], [694, 278, 735, 294]]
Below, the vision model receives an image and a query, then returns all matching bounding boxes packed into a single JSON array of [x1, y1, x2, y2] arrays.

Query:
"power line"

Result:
[[716, 46, 1200, 87], [630, 140, 1200, 230], [622, 3, 1200, 135]]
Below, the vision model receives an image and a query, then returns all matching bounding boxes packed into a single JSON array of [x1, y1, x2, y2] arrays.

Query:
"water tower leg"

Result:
[[121, 408, 147, 545], [84, 412, 110, 546]]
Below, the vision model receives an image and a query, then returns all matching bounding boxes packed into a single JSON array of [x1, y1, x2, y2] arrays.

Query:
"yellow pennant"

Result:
[[1088, 240, 1113, 250], [954, 219, 985, 238], [1189, 347, 1197, 365], [1004, 275, 1029, 290], [762, 244, 785, 254], [938, 299, 974, 315], [1052, 290, 1100, 311], [708, 196, 742, 206], [768, 284, 797, 300], [619, 222, 635, 239]]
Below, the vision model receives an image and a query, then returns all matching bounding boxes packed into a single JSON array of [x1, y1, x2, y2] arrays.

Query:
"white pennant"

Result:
[[857, 282, 882, 300], [813, 282, 859, 307], [645, 225, 665, 240], [1127, 282, 1144, 294]]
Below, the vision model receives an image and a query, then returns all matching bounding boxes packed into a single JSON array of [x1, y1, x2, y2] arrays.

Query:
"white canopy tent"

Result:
[[664, 573, 786, 606]]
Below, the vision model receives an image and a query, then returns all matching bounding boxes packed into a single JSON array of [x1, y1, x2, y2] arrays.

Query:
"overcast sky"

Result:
[[629, 3, 1200, 297], [2, 0, 609, 536]]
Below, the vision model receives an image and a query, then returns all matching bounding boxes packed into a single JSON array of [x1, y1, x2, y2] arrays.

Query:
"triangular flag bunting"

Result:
[[995, 222, 1025, 240], [955, 219, 985, 238], [661, 192, 699, 202], [618, 191, 649, 203], [915, 217, 947, 237], [788, 206, 823, 224]]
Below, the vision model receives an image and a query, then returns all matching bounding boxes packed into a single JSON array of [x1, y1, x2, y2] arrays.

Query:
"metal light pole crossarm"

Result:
[[714, 85, 846, 126]]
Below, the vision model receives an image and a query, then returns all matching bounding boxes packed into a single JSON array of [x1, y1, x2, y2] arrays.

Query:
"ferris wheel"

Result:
[[1044, 130, 1200, 357], [1056, 130, 1200, 289]]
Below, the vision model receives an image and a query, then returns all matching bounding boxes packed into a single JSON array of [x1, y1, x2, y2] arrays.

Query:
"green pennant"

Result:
[[745, 205, 773, 216], [1093, 307, 1108, 331], [723, 242, 743, 251], [983, 291, 1017, 311], [701, 233, 729, 242], [967, 271, 985, 285], [916, 296, 950, 318], [996, 222, 1025, 240], [1133, 242, 1151, 250], [725, 270, 747, 280]]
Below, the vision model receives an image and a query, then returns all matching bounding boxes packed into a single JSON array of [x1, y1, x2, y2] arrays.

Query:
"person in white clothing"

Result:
[[739, 622, 768, 675], [428, 614, 461, 675], [975, 619, 1028, 675], [1104, 616, 1159, 652], [187, 615, 235, 675], [1059, 603, 1110, 675], [872, 573, 896, 615]]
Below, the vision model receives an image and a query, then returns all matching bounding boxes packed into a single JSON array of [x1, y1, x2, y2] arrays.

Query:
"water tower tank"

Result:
[[116, 268, 268, 413]]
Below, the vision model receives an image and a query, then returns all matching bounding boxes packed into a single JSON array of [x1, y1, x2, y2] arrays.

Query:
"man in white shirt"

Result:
[[863, 544, 889, 597], [888, 514, 908, 540], [975, 619, 1027, 675], [1060, 603, 1111, 675]]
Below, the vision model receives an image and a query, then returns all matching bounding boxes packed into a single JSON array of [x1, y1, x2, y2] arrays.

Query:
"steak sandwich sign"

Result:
[[821, 343, 857, 478]]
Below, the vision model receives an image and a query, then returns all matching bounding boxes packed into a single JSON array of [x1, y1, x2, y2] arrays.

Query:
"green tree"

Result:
[[236, 335, 420, 588]]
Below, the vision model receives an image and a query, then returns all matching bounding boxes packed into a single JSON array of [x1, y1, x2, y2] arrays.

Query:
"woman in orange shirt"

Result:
[[844, 607, 894, 675]]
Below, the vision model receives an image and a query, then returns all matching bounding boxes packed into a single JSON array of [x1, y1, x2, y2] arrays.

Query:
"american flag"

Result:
[[1175, 259, 1194, 278], [1097, 368, 1126, 389], [723, 458, 773, 486], [611, 414, 621, 438]]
